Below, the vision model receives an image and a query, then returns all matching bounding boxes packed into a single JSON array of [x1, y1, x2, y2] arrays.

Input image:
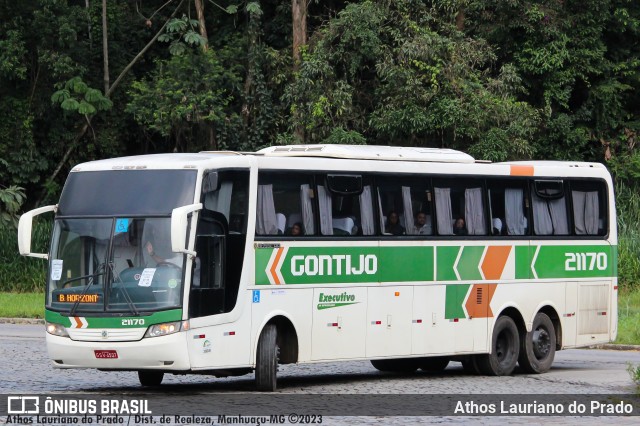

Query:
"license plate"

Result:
[[94, 350, 118, 359]]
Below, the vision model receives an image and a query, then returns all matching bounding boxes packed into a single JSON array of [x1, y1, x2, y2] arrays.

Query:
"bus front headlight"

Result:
[[46, 322, 69, 337], [144, 321, 186, 338]]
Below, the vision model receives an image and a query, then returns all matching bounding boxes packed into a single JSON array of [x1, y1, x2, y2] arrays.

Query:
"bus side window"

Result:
[[487, 179, 528, 236], [376, 175, 433, 236], [569, 179, 607, 236], [531, 180, 569, 236], [319, 174, 375, 236], [433, 179, 488, 236], [256, 173, 316, 236]]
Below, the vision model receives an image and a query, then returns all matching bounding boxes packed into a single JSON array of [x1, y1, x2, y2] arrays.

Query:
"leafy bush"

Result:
[[627, 363, 640, 394], [616, 182, 640, 291], [0, 185, 25, 229], [0, 221, 50, 292]]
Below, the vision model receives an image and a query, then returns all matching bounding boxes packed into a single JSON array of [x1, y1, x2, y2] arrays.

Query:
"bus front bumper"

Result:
[[46, 332, 191, 370]]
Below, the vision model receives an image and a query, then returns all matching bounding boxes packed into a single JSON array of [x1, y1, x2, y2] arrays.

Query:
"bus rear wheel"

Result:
[[518, 312, 556, 374], [138, 371, 164, 386], [370, 358, 419, 373], [255, 324, 279, 391], [477, 316, 520, 376]]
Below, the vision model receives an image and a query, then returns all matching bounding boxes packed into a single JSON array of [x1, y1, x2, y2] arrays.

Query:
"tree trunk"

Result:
[[455, 8, 465, 31], [292, 0, 307, 71], [102, 0, 110, 94], [194, 0, 208, 52], [86, 0, 92, 50], [292, 0, 307, 142]]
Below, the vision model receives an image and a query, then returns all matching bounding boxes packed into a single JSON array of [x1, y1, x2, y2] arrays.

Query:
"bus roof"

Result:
[[256, 144, 475, 163]]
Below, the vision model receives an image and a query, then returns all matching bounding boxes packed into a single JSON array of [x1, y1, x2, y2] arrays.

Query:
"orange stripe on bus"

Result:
[[465, 284, 497, 319], [270, 247, 284, 285], [482, 246, 512, 280], [510, 165, 534, 176]]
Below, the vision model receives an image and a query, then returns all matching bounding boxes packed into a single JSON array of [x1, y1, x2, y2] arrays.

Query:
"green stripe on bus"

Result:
[[445, 284, 469, 319], [532, 245, 614, 279], [255, 244, 616, 285], [436, 246, 459, 281], [377, 246, 434, 283], [458, 246, 484, 280], [45, 309, 182, 328], [515, 246, 530, 280]]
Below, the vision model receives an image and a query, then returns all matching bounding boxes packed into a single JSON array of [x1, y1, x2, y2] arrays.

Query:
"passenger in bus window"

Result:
[[414, 211, 432, 235], [492, 218, 503, 236], [385, 211, 405, 235], [453, 217, 467, 236], [289, 222, 304, 236]]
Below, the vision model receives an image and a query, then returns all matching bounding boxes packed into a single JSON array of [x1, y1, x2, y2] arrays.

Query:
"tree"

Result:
[[284, 0, 538, 160]]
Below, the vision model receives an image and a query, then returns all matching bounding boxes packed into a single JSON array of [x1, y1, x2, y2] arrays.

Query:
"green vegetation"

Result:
[[0, 222, 49, 292], [627, 362, 640, 394], [0, 2, 638, 323], [617, 289, 640, 345], [0, 292, 43, 319]]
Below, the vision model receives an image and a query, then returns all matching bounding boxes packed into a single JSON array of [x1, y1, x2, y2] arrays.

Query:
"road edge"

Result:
[[1, 318, 639, 351]]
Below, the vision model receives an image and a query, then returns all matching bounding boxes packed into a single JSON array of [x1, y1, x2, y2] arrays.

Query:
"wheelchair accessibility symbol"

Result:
[[115, 218, 130, 234], [252, 290, 260, 303]]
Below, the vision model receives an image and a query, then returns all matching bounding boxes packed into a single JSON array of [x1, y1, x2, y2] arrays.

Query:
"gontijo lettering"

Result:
[[291, 254, 377, 276]]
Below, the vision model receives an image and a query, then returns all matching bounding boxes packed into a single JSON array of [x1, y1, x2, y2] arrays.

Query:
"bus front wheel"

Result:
[[518, 312, 556, 374], [255, 324, 279, 391], [477, 316, 520, 376], [138, 370, 164, 386]]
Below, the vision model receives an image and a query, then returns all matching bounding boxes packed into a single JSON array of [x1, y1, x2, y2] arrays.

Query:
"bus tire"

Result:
[[461, 355, 483, 375], [138, 371, 163, 386], [419, 357, 450, 373], [518, 312, 556, 374], [255, 324, 279, 391], [477, 316, 520, 376], [370, 359, 419, 373]]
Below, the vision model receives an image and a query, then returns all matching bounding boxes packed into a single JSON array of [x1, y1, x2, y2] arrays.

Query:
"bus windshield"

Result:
[[47, 217, 185, 313]]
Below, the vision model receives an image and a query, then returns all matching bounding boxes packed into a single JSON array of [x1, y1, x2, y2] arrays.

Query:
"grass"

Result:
[[616, 289, 640, 345], [0, 292, 44, 319]]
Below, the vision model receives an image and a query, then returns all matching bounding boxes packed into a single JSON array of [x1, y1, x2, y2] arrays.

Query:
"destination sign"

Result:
[[57, 294, 100, 303]]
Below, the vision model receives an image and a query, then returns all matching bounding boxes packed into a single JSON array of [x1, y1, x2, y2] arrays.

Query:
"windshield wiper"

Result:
[[61, 271, 106, 288], [108, 261, 140, 317], [69, 263, 106, 317]]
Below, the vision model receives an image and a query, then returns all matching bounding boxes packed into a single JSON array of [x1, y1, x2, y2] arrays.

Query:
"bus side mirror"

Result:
[[18, 205, 57, 258], [171, 203, 202, 256]]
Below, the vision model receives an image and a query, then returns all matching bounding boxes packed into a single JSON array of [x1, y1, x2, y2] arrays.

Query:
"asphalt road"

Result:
[[1, 324, 638, 424]]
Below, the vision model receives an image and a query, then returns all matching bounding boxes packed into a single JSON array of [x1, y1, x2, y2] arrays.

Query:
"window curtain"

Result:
[[360, 185, 375, 235], [548, 197, 569, 235], [206, 181, 233, 221], [402, 186, 415, 235], [377, 188, 386, 233], [300, 184, 315, 235], [532, 193, 553, 235], [256, 184, 278, 235], [505, 188, 527, 235], [532, 193, 568, 235], [464, 188, 486, 235], [572, 191, 599, 235], [317, 185, 333, 235], [435, 187, 453, 235]]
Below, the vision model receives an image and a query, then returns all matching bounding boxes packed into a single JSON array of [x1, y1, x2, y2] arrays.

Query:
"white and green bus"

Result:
[[18, 145, 617, 391]]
